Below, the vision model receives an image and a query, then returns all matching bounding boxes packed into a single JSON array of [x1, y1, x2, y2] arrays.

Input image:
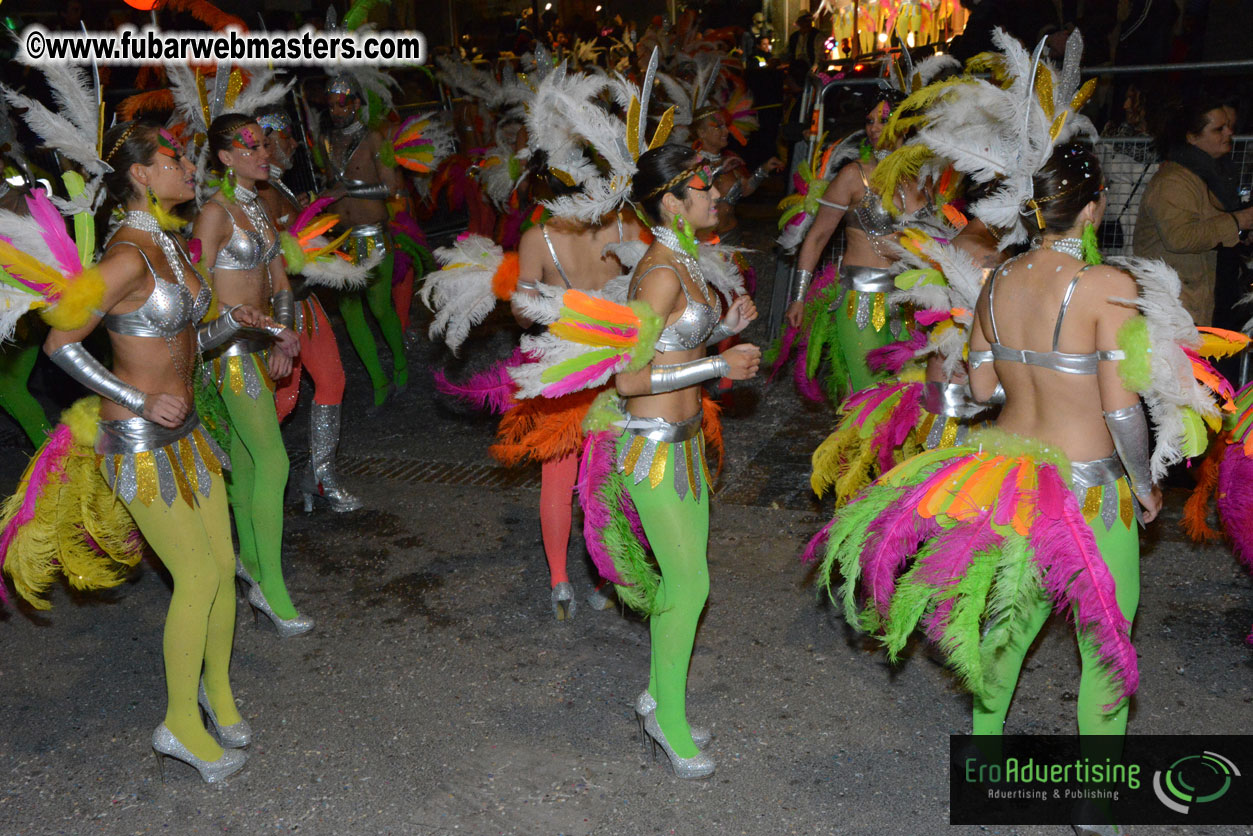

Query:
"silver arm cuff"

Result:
[[196, 306, 243, 352], [982, 382, 1006, 405], [720, 181, 744, 206], [271, 290, 295, 328], [344, 182, 391, 200], [49, 343, 147, 416], [1104, 402, 1153, 497], [790, 268, 813, 304], [649, 355, 731, 394], [705, 322, 737, 346], [968, 349, 993, 370]]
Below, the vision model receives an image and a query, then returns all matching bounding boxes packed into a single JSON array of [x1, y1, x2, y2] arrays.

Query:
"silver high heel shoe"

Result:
[[198, 680, 251, 748], [151, 723, 248, 784], [248, 584, 314, 637], [235, 557, 256, 598], [642, 711, 715, 779], [551, 582, 576, 621], [586, 584, 615, 611], [634, 691, 710, 748]]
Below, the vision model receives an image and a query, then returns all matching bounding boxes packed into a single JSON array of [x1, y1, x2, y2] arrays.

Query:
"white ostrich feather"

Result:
[[1107, 255, 1215, 479], [421, 235, 506, 354], [300, 243, 378, 290], [1, 86, 106, 176], [229, 65, 296, 118], [700, 244, 747, 298], [511, 281, 563, 326], [0, 288, 35, 345], [0, 209, 62, 270]]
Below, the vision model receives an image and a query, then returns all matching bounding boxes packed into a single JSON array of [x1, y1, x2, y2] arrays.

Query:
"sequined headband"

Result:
[[104, 123, 141, 164], [256, 112, 291, 134]]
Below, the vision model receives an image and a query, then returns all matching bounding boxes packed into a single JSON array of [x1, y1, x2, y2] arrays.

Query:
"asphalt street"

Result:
[[1, 205, 1250, 836]]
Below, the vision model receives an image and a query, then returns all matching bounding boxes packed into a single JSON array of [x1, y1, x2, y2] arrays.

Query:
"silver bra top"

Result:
[[846, 167, 898, 239], [985, 261, 1123, 375], [101, 240, 212, 339], [213, 193, 280, 272], [632, 264, 722, 352]]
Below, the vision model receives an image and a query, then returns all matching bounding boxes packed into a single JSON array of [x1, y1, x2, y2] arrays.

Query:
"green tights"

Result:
[[109, 467, 241, 762], [340, 248, 407, 406], [972, 505, 1140, 735], [0, 342, 50, 445], [220, 359, 296, 619], [832, 290, 893, 395], [624, 437, 711, 759]]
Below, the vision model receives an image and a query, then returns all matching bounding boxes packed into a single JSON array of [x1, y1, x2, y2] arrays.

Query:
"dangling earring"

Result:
[[1081, 220, 1102, 265], [147, 185, 186, 232], [220, 166, 236, 203], [671, 214, 698, 258]]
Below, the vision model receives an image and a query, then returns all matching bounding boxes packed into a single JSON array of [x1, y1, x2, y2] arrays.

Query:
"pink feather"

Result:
[[801, 518, 837, 565], [870, 383, 923, 473], [1029, 467, 1139, 705], [540, 355, 623, 399], [767, 322, 800, 383], [867, 331, 927, 374], [0, 423, 75, 602], [576, 431, 627, 584], [565, 322, 636, 341], [390, 211, 427, 246], [843, 383, 902, 428], [26, 189, 82, 279], [915, 309, 952, 327], [861, 471, 951, 612], [991, 462, 1022, 528], [1217, 445, 1253, 569], [433, 350, 523, 415], [288, 196, 337, 237], [499, 206, 528, 250]]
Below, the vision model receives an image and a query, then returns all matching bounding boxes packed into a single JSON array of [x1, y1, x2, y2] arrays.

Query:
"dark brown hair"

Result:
[[101, 120, 162, 204], [1025, 142, 1103, 236], [630, 143, 702, 225], [207, 113, 256, 173]]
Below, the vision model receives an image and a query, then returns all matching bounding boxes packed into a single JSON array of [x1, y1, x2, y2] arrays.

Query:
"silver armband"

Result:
[[344, 182, 391, 200], [271, 289, 295, 329], [706, 322, 737, 346], [720, 180, 744, 206], [650, 355, 731, 394], [749, 166, 769, 188], [968, 349, 993, 370], [196, 306, 243, 352], [49, 343, 147, 416], [791, 268, 813, 304], [983, 382, 1006, 405], [1104, 402, 1153, 498], [816, 198, 849, 211]]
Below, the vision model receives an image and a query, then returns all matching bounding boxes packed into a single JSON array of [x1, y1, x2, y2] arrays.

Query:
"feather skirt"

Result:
[[810, 431, 1139, 707]]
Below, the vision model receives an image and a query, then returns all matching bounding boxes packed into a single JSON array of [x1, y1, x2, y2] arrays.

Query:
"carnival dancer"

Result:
[[1, 116, 291, 781], [256, 108, 363, 513], [0, 168, 52, 445], [320, 71, 407, 408], [809, 32, 1243, 835], [194, 113, 310, 636]]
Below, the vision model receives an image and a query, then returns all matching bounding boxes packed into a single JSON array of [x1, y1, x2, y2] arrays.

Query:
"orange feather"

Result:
[[490, 388, 601, 466], [700, 393, 724, 482], [562, 290, 639, 326], [491, 252, 520, 301], [1183, 433, 1226, 543]]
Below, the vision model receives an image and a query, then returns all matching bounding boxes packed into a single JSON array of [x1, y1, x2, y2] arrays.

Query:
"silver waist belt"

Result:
[[618, 412, 703, 443], [838, 265, 895, 294], [922, 381, 988, 420], [214, 336, 270, 358], [96, 412, 200, 455], [349, 223, 387, 239], [1069, 454, 1126, 490]]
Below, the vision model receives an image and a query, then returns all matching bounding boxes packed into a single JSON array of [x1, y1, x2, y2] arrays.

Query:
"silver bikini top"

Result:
[[983, 261, 1124, 375], [102, 217, 212, 339], [540, 216, 626, 289], [213, 188, 280, 272], [846, 166, 898, 239], [632, 264, 721, 351]]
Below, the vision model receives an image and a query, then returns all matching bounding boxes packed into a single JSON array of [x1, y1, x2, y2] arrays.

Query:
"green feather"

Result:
[[1180, 407, 1208, 458], [1115, 315, 1151, 393], [937, 540, 1002, 693], [582, 390, 625, 432], [194, 365, 231, 451], [625, 301, 662, 372], [882, 558, 938, 660], [280, 231, 306, 274], [979, 534, 1045, 687], [540, 348, 618, 383], [817, 482, 904, 622], [378, 140, 396, 169]]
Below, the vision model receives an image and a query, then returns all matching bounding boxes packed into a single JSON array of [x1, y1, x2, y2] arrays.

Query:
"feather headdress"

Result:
[[528, 48, 675, 224], [873, 29, 1096, 248], [2, 60, 110, 213], [656, 52, 720, 144]]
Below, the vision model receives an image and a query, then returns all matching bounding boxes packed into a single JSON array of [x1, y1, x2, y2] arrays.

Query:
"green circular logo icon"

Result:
[[1152, 752, 1240, 814]]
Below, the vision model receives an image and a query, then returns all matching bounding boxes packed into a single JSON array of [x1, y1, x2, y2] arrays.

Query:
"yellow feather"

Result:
[[870, 144, 933, 214], [1034, 65, 1055, 120], [1070, 78, 1097, 113], [649, 107, 676, 151], [626, 97, 641, 161]]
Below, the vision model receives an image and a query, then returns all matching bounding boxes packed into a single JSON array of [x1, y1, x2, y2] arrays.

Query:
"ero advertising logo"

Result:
[[1152, 751, 1241, 814]]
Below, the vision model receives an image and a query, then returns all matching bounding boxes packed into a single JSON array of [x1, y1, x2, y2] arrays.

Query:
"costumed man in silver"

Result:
[[320, 72, 408, 409], [256, 108, 362, 512]]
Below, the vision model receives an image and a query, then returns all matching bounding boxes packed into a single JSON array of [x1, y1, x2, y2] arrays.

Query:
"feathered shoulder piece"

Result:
[[508, 290, 663, 400], [384, 112, 454, 175], [886, 228, 987, 378], [1106, 256, 1248, 480], [0, 183, 105, 337], [277, 196, 377, 290], [420, 234, 539, 355], [777, 130, 864, 253]]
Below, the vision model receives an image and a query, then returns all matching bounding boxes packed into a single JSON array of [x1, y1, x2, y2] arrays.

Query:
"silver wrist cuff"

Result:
[[968, 349, 993, 370], [50, 342, 147, 416], [749, 166, 769, 187], [791, 268, 813, 304], [706, 322, 737, 346], [983, 382, 1006, 405], [272, 290, 295, 329], [196, 306, 243, 352], [650, 355, 731, 394], [1104, 402, 1153, 497]]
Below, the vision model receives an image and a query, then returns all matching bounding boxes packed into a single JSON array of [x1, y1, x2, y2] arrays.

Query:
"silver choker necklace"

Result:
[[1043, 237, 1083, 260], [233, 183, 257, 203], [651, 225, 700, 262]]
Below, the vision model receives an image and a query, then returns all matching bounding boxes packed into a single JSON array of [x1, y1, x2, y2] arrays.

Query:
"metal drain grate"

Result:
[[338, 455, 539, 489]]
